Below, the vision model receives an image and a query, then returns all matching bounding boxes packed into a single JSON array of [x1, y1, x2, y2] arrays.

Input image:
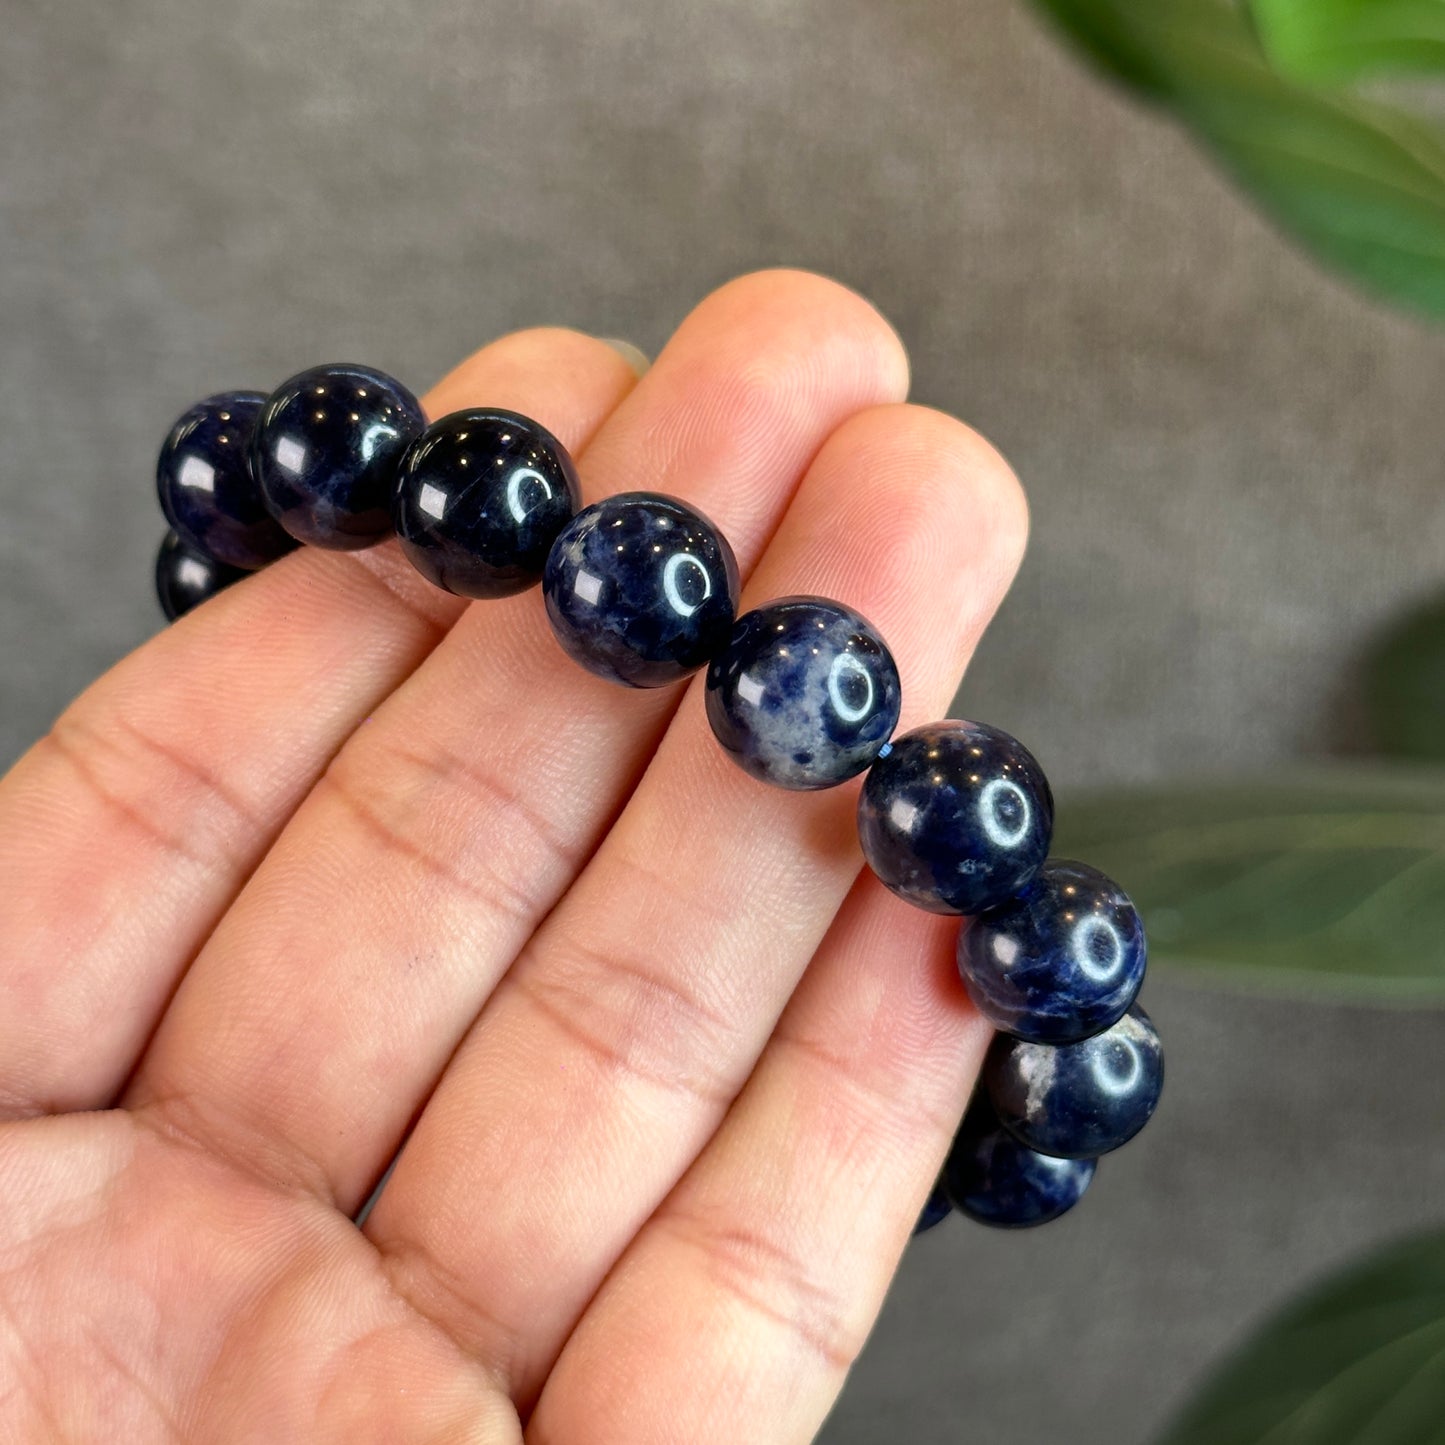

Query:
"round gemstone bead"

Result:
[[944, 1095, 1096, 1229], [984, 1004, 1163, 1159], [542, 492, 740, 687], [912, 1177, 953, 1236], [155, 530, 246, 621], [957, 859, 1147, 1044], [156, 391, 297, 570], [705, 597, 901, 790], [392, 408, 581, 599], [252, 363, 425, 549], [856, 720, 1053, 915]]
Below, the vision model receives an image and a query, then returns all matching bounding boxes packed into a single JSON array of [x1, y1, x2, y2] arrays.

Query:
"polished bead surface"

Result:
[[856, 720, 1053, 915], [155, 530, 246, 621], [912, 1178, 953, 1236], [252, 363, 425, 549], [393, 408, 580, 598], [957, 859, 1147, 1044], [542, 492, 740, 687], [705, 597, 901, 789], [944, 1095, 1096, 1229], [156, 391, 297, 570], [985, 1004, 1163, 1159]]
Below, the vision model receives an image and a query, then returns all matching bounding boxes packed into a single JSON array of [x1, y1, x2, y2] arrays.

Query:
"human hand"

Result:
[[0, 270, 1027, 1444]]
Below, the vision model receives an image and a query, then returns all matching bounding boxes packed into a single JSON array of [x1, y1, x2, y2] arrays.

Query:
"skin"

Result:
[[0, 270, 1027, 1444]]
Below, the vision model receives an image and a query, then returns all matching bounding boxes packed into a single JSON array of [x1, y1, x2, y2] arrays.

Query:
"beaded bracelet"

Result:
[[153, 363, 1164, 1232]]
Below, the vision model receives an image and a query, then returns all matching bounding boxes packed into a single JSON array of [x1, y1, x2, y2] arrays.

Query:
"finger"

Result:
[[0, 1111, 517, 1443], [124, 270, 911, 1214], [366, 403, 1027, 1402], [529, 877, 988, 1445], [0, 328, 639, 1117]]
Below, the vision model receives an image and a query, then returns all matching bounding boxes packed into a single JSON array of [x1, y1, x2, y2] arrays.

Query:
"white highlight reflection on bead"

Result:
[[1072, 915, 1124, 982], [991, 933, 1021, 968], [978, 778, 1030, 848], [176, 557, 210, 590], [418, 483, 448, 521], [736, 672, 766, 707], [361, 422, 399, 462], [1036, 1153, 1079, 1176], [889, 798, 920, 834], [662, 552, 711, 617], [827, 652, 874, 723], [177, 455, 215, 493], [275, 436, 307, 475], [573, 569, 604, 605], [506, 466, 552, 523], [1091, 1038, 1142, 1097]]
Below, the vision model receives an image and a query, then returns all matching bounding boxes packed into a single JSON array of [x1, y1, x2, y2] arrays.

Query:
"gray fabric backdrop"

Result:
[[3, 1, 1442, 1440]]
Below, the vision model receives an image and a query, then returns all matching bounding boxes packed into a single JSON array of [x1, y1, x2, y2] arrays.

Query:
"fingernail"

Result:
[[598, 337, 651, 378]]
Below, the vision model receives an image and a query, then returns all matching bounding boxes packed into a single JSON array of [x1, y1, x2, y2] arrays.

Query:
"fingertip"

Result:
[[908, 403, 1031, 572], [422, 326, 641, 437], [596, 338, 652, 378], [778, 400, 1029, 621], [721, 400, 1029, 736], [669, 268, 911, 407], [834, 402, 1028, 565]]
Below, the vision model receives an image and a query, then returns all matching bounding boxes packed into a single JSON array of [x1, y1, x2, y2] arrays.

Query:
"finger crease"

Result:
[[131, 1090, 337, 1209], [376, 736, 583, 885], [772, 1027, 959, 1144], [375, 1234, 522, 1389], [511, 942, 741, 1111], [317, 768, 551, 935], [42, 720, 219, 874], [655, 1207, 862, 1375]]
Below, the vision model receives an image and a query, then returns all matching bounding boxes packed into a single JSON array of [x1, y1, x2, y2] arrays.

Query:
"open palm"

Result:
[[0, 271, 1026, 1444]]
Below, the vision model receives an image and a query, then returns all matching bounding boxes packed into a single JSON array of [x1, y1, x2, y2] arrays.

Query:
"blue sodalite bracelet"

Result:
[[151, 362, 1164, 1231]]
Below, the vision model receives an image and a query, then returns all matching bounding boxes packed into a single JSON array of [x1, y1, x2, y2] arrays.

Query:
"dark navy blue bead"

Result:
[[705, 597, 901, 790], [944, 1094, 1095, 1229], [912, 1177, 953, 1235], [155, 530, 246, 621], [393, 409, 581, 599], [252, 364, 425, 550], [542, 492, 740, 687], [856, 720, 1053, 915], [957, 859, 1147, 1044], [156, 391, 297, 570], [985, 1004, 1163, 1159]]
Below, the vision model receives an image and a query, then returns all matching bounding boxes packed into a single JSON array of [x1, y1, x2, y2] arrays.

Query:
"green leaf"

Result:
[[1249, 0, 1445, 85], [1051, 769, 1445, 1001], [1028, 0, 1445, 317], [1366, 590, 1445, 762], [1158, 1228, 1445, 1445]]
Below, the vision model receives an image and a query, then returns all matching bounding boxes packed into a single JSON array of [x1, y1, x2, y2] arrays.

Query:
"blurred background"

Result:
[[2, 1, 1442, 1440]]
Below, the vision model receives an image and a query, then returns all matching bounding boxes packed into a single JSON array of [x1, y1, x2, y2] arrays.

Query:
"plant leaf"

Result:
[[1248, 0, 1445, 85], [1365, 590, 1445, 762], [1029, 0, 1445, 317], [1158, 1228, 1445, 1445], [1051, 769, 1445, 1001]]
